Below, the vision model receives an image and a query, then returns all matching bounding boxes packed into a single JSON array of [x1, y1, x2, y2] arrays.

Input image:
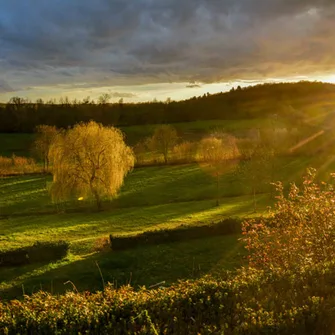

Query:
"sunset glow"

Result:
[[0, 1, 334, 102]]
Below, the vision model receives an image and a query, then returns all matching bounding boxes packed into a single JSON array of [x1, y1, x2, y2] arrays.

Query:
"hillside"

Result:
[[1, 81, 335, 133]]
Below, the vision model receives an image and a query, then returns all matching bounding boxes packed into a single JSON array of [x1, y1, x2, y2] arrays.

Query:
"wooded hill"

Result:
[[1, 81, 335, 133]]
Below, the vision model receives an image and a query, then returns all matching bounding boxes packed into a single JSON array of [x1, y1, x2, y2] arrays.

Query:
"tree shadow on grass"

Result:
[[1, 164, 240, 218], [1, 199, 219, 235], [109, 164, 245, 209], [0, 176, 53, 215], [0, 193, 268, 255], [0, 234, 246, 301]]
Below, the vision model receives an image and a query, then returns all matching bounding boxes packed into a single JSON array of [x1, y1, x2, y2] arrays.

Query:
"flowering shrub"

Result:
[[241, 168, 335, 271]]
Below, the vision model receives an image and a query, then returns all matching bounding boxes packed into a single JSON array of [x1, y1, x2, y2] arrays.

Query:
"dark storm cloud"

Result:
[[109, 92, 137, 98], [0, 0, 335, 92], [186, 82, 202, 88], [0, 79, 14, 93]]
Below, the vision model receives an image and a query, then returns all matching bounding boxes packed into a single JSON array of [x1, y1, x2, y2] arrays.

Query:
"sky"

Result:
[[1, 0, 335, 103]]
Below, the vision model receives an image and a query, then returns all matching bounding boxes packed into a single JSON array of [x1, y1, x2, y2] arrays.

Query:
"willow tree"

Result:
[[49, 121, 134, 209]]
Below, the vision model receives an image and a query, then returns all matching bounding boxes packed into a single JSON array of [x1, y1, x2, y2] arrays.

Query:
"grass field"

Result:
[[1, 164, 271, 253], [1, 162, 272, 300], [0, 133, 35, 157], [2, 124, 335, 300], [0, 234, 243, 300], [120, 118, 278, 144]]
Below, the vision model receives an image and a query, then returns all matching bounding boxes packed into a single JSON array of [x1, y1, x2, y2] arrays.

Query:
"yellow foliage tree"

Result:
[[149, 125, 178, 164], [49, 121, 134, 209], [33, 125, 58, 172]]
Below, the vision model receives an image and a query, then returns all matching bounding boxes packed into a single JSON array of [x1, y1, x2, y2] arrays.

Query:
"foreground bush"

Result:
[[109, 218, 241, 251], [242, 168, 335, 272], [1, 261, 335, 334], [0, 241, 69, 267]]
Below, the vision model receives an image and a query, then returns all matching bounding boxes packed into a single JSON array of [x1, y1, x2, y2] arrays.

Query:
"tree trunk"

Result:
[[163, 151, 168, 164], [93, 190, 102, 210], [90, 182, 102, 210], [43, 156, 46, 173], [216, 172, 220, 206]]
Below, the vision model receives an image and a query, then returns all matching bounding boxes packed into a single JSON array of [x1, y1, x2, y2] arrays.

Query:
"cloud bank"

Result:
[[0, 0, 334, 99]]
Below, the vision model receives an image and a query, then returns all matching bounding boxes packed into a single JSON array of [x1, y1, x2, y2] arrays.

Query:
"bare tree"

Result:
[[198, 135, 239, 206], [97, 93, 111, 105], [8, 96, 27, 110], [148, 125, 178, 164], [32, 125, 58, 173], [49, 121, 134, 210]]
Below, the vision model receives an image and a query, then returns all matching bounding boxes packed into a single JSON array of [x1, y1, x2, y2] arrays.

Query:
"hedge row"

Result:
[[1, 261, 335, 334], [0, 241, 69, 267], [109, 218, 241, 251]]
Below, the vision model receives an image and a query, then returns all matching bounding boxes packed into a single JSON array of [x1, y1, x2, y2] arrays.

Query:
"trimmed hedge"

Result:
[[0, 248, 29, 267], [1, 262, 335, 334], [0, 241, 69, 267], [109, 218, 241, 251]]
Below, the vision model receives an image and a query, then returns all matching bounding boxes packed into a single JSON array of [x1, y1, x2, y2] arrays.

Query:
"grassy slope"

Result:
[[2, 126, 335, 299], [0, 165, 270, 253], [1, 164, 269, 300], [3, 153, 335, 299]]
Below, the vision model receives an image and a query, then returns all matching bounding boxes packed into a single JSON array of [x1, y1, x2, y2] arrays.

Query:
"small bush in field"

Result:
[[110, 218, 241, 251], [172, 141, 197, 163], [92, 236, 110, 252], [0, 155, 39, 176], [0, 241, 69, 267], [0, 156, 12, 174], [241, 168, 335, 272]]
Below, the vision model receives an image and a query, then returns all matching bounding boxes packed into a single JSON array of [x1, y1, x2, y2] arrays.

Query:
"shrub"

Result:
[[27, 241, 69, 263], [241, 168, 335, 272], [0, 248, 29, 267], [110, 218, 241, 251], [92, 236, 110, 252], [2, 262, 335, 334], [0, 155, 40, 176], [172, 141, 197, 163], [0, 241, 69, 267]]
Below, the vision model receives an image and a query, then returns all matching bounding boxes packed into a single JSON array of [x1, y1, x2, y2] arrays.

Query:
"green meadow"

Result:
[[1, 163, 266, 300], [2, 151, 335, 300], [2, 114, 335, 301]]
